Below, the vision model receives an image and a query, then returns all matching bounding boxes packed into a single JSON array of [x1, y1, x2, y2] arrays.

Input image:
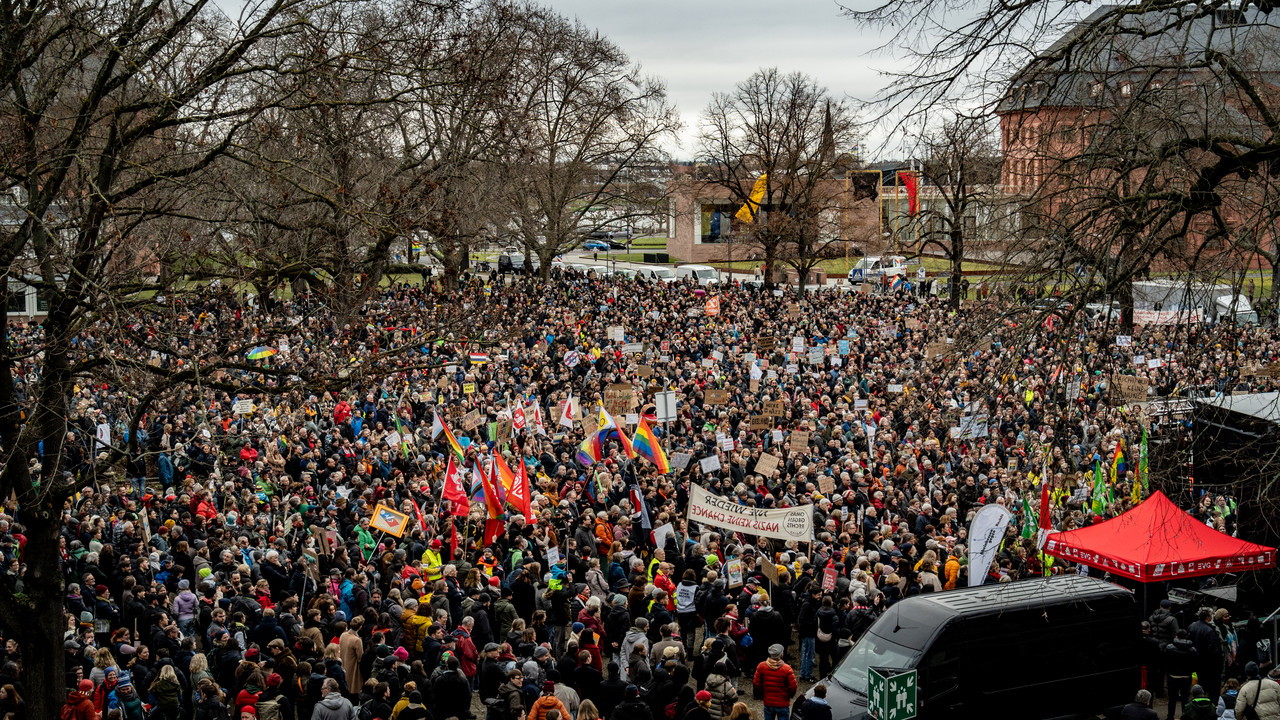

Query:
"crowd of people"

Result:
[[0, 266, 1273, 720]]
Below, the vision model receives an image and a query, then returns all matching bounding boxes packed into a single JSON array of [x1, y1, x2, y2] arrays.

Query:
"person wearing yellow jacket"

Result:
[[399, 598, 432, 653], [421, 539, 444, 583]]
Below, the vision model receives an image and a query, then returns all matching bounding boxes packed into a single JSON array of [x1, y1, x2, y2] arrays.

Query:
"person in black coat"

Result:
[[469, 593, 495, 650], [1187, 609, 1222, 704], [574, 651, 604, 705], [431, 657, 471, 720], [609, 684, 654, 720], [597, 662, 629, 718], [1119, 689, 1159, 720]]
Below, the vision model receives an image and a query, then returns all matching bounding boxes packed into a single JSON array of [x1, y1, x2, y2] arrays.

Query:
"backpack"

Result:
[[255, 698, 283, 720], [357, 700, 377, 720], [665, 699, 679, 719]]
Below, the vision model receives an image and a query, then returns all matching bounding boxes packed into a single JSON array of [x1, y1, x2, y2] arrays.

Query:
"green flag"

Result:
[[1021, 493, 1036, 539], [1139, 426, 1150, 491], [1091, 460, 1107, 515]]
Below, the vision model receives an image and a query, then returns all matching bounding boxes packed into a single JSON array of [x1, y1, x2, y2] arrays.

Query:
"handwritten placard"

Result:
[[754, 453, 780, 476], [763, 400, 785, 417], [705, 389, 730, 405]]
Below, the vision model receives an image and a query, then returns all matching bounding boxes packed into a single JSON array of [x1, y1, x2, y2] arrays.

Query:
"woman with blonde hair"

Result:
[[726, 701, 757, 720], [576, 699, 601, 720], [89, 647, 116, 685], [188, 653, 214, 689], [149, 664, 182, 720]]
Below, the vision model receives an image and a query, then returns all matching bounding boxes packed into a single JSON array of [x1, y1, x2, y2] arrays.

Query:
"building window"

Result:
[[1090, 82, 1103, 97], [700, 203, 734, 243], [6, 285, 25, 314], [1120, 82, 1132, 97]]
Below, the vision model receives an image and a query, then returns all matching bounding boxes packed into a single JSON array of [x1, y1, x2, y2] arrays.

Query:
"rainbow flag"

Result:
[[633, 416, 670, 473], [1111, 440, 1126, 485], [577, 432, 603, 466], [432, 411, 465, 463], [469, 352, 489, 364], [600, 409, 637, 459], [493, 453, 516, 504]]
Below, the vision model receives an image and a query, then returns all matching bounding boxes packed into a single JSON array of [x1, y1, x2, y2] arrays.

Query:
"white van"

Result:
[[675, 264, 721, 286], [637, 266, 679, 283]]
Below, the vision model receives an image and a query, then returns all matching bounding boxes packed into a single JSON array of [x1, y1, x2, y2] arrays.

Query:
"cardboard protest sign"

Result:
[[706, 389, 730, 405], [1111, 374, 1148, 403], [763, 400, 785, 417], [754, 453, 780, 476], [790, 430, 810, 449], [749, 415, 772, 430]]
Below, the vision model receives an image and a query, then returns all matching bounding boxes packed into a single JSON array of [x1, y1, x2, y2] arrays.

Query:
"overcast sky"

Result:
[[544, 0, 909, 160]]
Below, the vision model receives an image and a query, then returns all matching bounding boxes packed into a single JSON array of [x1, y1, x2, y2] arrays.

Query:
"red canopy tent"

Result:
[[1044, 491, 1276, 582]]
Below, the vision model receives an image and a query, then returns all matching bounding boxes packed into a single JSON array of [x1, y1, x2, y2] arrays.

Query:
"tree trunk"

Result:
[[1, 500, 68, 720], [441, 252, 461, 291], [1119, 277, 1135, 333], [537, 249, 554, 282], [1269, 254, 1280, 327], [763, 242, 778, 290], [950, 229, 964, 310]]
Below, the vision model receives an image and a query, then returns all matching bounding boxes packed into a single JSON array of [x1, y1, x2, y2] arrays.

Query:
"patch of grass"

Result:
[[628, 237, 668, 249]]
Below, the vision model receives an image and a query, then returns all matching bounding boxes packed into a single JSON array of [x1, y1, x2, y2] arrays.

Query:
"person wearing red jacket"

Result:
[[62, 679, 97, 720], [653, 564, 677, 612], [753, 644, 798, 720]]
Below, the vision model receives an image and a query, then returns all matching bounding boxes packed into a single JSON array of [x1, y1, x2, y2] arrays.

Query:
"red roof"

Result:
[[1043, 491, 1275, 582]]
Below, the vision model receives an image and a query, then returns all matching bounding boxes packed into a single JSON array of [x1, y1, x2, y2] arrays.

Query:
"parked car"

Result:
[[848, 255, 908, 282], [794, 575, 1139, 720], [637, 267, 678, 283], [497, 253, 541, 274], [675, 264, 721, 286], [583, 240, 609, 251], [611, 268, 638, 280]]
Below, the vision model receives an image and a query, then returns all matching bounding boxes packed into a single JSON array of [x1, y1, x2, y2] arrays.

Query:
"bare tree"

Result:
[[845, 0, 1280, 598], [0, 0, 324, 712], [498, 5, 679, 279], [914, 114, 1003, 308], [696, 68, 859, 292]]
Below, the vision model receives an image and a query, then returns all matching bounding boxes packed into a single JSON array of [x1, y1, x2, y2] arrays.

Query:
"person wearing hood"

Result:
[[705, 657, 737, 720], [619, 618, 648, 680], [61, 679, 97, 720], [310, 677, 357, 720], [1162, 628, 1198, 720], [752, 644, 797, 720], [608, 684, 652, 720], [172, 578, 199, 636], [1181, 684, 1216, 720]]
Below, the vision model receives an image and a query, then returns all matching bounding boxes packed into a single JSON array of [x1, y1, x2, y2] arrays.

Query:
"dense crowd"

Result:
[[0, 268, 1275, 720]]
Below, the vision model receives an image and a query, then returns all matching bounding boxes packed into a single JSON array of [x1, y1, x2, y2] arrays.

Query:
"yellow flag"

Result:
[[736, 173, 768, 223]]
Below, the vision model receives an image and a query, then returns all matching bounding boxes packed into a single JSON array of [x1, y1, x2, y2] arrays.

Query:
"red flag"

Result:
[[483, 518, 505, 546], [509, 456, 534, 523], [441, 457, 470, 517], [410, 497, 428, 533], [1038, 478, 1051, 532], [512, 405, 527, 431], [900, 170, 920, 216]]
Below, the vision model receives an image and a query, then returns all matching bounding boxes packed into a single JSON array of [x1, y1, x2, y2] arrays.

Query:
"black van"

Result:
[[796, 575, 1140, 719]]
